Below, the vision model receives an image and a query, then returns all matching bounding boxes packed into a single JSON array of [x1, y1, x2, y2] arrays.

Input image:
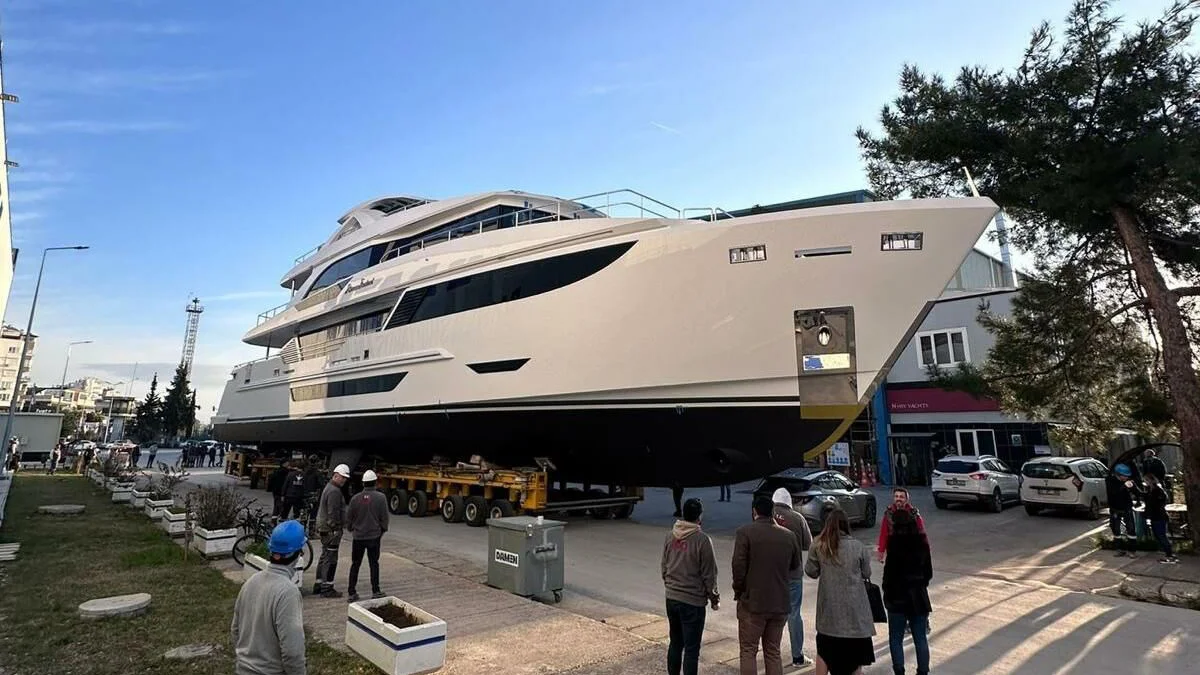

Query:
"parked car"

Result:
[[752, 468, 877, 531], [1020, 456, 1108, 519], [931, 454, 1021, 512]]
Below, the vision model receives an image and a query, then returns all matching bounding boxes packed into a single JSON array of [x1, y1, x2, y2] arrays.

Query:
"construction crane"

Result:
[[180, 297, 204, 376]]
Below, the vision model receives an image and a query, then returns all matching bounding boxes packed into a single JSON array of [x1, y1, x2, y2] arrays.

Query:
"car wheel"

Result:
[[933, 496, 947, 510], [990, 488, 1003, 513], [862, 500, 877, 528], [1025, 503, 1040, 516], [1087, 497, 1101, 521]]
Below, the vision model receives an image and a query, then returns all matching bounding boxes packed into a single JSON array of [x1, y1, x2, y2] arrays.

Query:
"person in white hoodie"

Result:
[[662, 497, 720, 675], [772, 488, 813, 668]]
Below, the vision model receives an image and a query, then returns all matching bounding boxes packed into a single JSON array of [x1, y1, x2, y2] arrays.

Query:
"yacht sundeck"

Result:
[[212, 188, 998, 486]]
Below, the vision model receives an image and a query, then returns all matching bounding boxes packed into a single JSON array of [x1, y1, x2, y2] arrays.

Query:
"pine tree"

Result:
[[185, 390, 198, 439], [160, 364, 193, 441], [129, 374, 163, 443], [857, 0, 1200, 543]]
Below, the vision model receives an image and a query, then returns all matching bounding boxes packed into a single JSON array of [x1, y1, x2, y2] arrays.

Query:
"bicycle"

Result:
[[231, 504, 314, 569]]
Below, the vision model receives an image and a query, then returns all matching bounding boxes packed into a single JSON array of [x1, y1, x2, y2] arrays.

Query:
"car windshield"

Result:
[[1022, 463, 1074, 479], [936, 459, 980, 474], [756, 476, 813, 494]]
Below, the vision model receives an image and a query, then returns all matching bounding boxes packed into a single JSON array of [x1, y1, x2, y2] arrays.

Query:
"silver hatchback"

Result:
[[752, 468, 878, 531]]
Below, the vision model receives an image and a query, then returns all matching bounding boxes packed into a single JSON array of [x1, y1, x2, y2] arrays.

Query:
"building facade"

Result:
[[0, 325, 34, 409]]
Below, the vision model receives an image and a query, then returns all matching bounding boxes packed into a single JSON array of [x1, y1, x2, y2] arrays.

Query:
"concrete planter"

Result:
[[190, 526, 238, 558], [346, 597, 446, 675], [144, 498, 173, 520], [110, 483, 135, 503], [243, 552, 305, 587], [160, 510, 189, 537], [105, 478, 119, 491], [130, 489, 150, 509]]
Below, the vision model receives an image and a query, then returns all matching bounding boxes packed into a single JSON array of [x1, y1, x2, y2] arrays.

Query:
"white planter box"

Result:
[[190, 526, 238, 558], [160, 510, 189, 537], [243, 552, 305, 587], [346, 597, 446, 675], [105, 478, 119, 491], [111, 483, 135, 503], [145, 498, 173, 520], [130, 489, 150, 509]]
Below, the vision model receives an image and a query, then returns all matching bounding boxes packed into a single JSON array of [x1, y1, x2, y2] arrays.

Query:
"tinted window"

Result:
[[393, 242, 635, 327], [756, 476, 812, 494], [297, 311, 388, 356], [1022, 463, 1073, 479], [290, 372, 406, 402], [937, 459, 979, 474]]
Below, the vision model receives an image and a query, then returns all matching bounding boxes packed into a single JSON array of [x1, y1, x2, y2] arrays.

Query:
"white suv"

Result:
[[931, 454, 1022, 512], [1020, 456, 1108, 519]]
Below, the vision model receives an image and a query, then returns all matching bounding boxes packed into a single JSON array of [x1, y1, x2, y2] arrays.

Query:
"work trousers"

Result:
[[348, 537, 382, 595], [316, 528, 342, 588]]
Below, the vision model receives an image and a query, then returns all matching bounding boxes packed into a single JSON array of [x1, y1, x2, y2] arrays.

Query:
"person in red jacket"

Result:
[[877, 488, 926, 562]]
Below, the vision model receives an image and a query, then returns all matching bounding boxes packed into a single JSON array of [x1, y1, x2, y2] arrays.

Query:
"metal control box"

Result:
[[486, 516, 565, 602]]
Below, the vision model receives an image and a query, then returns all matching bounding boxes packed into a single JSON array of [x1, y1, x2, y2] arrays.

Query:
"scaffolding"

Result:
[[180, 297, 204, 376]]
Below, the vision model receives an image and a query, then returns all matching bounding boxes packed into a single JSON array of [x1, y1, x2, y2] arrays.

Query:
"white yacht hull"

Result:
[[214, 198, 998, 486]]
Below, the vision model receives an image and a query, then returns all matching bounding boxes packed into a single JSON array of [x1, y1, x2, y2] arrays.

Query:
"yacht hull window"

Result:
[[297, 310, 388, 358]]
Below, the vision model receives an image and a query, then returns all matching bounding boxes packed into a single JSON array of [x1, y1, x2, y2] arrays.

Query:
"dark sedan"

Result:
[[752, 468, 877, 532]]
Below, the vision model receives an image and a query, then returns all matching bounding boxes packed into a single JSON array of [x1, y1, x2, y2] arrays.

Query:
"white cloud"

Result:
[[649, 121, 682, 135], [10, 187, 63, 204], [206, 290, 289, 303], [60, 20, 197, 37], [20, 68, 230, 95], [10, 212, 44, 224], [9, 170, 74, 185], [9, 120, 185, 135]]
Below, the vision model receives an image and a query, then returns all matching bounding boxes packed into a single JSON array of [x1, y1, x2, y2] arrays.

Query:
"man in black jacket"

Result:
[[1106, 464, 1142, 557], [1144, 474, 1178, 564], [267, 459, 290, 519], [280, 461, 308, 522], [346, 469, 389, 602]]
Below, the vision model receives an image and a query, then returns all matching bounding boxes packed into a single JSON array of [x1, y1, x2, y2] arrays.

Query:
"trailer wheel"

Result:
[[588, 490, 614, 520], [563, 487, 587, 516], [464, 496, 489, 527], [613, 502, 635, 520], [407, 490, 429, 517], [488, 499, 516, 520], [249, 470, 261, 490], [441, 495, 466, 523], [387, 489, 408, 516]]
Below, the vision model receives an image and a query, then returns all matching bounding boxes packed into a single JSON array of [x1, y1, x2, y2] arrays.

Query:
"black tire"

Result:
[[1087, 497, 1102, 521], [587, 489, 614, 520], [464, 496, 489, 527], [232, 533, 266, 566], [990, 489, 1003, 513], [407, 490, 429, 517], [933, 495, 947, 510], [387, 489, 408, 516], [862, 500, 877, 528], [1025, 504, 1040, 516], [488, 499, 516, 520], [613, 502, 635, 520], [562, 487, 587, 516], [441, 495, 466, 523], [297, 540, 315, 570]]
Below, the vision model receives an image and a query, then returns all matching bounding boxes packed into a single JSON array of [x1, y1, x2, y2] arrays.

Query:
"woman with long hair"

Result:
[[883, 508, 932, 674], [804, 509, 876, 675]]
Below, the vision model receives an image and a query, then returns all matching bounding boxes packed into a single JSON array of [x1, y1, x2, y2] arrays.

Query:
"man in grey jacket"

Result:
[[345, 469, 389, 602], [772, 488, 813, 668], [313, 463, 350, 598], [232, 520, 307, 675], [662, 497, 719, 675]]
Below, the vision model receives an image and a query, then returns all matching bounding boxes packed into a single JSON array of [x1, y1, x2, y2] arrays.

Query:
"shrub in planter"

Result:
[[346, 598, 447, 675], [189, 485, 249, 558]]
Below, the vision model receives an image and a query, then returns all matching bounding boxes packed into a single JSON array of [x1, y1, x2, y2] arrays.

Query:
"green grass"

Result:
[[0, 475, 376, 675]]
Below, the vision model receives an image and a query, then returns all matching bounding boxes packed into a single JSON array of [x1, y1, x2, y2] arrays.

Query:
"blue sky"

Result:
[[0, 0, 1171, 420]]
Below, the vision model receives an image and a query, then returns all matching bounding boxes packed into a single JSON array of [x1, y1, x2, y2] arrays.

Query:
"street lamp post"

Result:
[[0, 246, 89, 476], [60, 340, 93, 389], [101, 382, 125, 445]]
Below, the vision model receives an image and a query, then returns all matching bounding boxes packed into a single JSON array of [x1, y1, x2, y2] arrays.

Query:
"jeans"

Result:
[[1150, 519, 1174, 557], [1109, 508, 1135, 549], [737, 603, 787, 675], [279, 498, 305, 522], [887, 610, 929, 675], [146, 455, 156, 468], [787, 579, 804, 661], [316, 528, 342, 588], [719, 485, 731, 501], [666, 599, 706, 675], [348, 537, 381, 594]]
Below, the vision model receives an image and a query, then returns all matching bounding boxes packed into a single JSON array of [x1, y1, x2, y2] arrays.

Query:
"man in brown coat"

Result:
[[732, 495, 801, 675]]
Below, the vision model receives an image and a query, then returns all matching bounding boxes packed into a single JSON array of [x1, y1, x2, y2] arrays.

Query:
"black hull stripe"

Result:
[[221, 395, 808, 423]]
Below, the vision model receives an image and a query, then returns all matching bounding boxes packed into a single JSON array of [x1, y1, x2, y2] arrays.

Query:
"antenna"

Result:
[[963, 167, 1016, 287], [180, 297, 204, 377]]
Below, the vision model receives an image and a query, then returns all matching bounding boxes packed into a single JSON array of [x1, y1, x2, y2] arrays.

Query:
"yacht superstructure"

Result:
[[213, 188, 998, 486]]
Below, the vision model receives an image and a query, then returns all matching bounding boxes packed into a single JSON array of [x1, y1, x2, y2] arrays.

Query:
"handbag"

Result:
[[865, 581, 887, 623]]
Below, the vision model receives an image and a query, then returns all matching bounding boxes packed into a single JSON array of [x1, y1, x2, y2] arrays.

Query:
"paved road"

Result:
[[191, 471, 1200, 673]]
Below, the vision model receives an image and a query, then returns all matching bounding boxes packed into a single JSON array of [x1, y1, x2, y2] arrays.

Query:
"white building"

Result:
[[0, 325, 33, 409]]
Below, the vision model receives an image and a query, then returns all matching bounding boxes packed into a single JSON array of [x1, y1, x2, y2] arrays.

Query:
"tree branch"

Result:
[[1172, 286, 1200, 299]]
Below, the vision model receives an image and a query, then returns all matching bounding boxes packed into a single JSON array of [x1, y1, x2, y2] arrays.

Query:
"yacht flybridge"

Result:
[[212, 188, 998, 487]]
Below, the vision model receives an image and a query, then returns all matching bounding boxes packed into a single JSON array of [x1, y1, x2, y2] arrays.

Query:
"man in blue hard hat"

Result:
[[232, 520, 307, 675], [1106, 463, 1143, 558]]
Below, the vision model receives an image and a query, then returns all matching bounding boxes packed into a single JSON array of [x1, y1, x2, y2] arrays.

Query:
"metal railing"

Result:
[[294, 245, 322, 265], [256, 302, 289, 327], [681, 206, 736, 221]]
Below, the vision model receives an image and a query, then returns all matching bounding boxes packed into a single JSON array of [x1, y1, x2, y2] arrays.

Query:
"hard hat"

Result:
[[362, 469, 378, 482], [333, 464, 351, 477], [1114, 463, 1132, 477], [268, 520, 306, 556]]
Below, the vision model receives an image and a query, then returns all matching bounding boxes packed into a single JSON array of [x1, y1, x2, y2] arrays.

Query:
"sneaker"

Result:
[[312, 582, 322, 595], [1160, 556, 1179, 565], [792, 654, 809, 667], [320, 588, 343, 598], [371, 590, 386, 599], [347, 592, 359, 603], [1114, 550, 1127, 557]]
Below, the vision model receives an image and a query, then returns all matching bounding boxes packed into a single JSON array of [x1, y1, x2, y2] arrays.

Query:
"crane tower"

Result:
[[180, 297, 204, 376]]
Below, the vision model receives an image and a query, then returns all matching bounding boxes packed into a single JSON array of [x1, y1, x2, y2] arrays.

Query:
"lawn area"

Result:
[[0, 474, 376, 675]]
